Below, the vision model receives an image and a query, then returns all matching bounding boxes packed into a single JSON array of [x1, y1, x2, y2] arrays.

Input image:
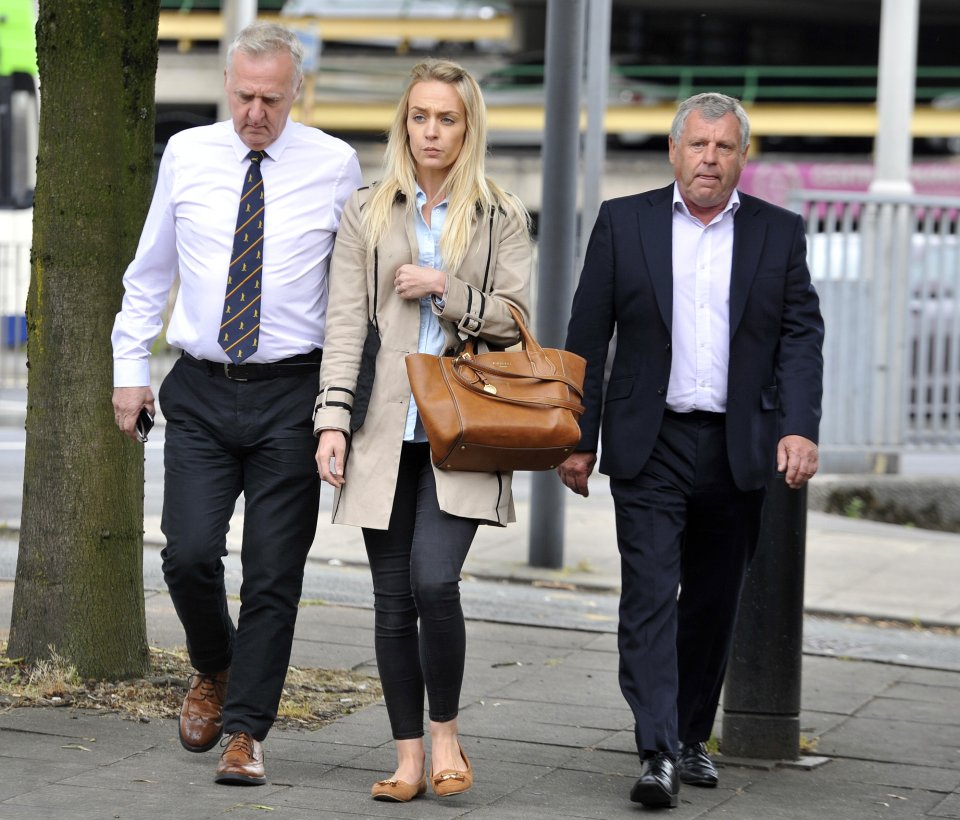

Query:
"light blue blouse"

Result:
[[404, 186, 449, 441]]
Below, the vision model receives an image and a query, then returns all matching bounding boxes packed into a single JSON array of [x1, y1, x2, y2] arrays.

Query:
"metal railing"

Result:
[[482, 63, 960, 105], [5, 191, 959, 475], [0, 235, 29, 388], [792, 189, 960, 470]]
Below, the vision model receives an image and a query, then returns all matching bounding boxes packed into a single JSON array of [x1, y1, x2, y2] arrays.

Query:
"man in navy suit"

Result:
[[559, 93, 823, 809]]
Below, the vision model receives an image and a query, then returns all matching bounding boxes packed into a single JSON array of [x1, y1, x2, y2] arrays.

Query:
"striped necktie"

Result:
[[219, 149, 265, 363]]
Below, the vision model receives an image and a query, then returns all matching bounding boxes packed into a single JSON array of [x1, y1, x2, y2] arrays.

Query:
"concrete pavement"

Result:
[[0, 578, 958, 819], [0, 387, 959, 817]]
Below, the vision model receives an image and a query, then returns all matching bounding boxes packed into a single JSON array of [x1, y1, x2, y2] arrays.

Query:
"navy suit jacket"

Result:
[[564, 184, 824, 492]]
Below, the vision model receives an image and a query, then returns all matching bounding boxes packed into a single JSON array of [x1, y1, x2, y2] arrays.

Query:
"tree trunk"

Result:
[[8, 0, 159, 679]]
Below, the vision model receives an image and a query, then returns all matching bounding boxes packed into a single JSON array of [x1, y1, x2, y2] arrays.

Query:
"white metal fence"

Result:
[[0, 212, 29, 387], [793, 189, 960, 471], [3, 192, 959, 473]]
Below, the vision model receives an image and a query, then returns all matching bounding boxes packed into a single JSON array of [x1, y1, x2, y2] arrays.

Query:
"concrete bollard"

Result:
[[721, 474, 807, 760]]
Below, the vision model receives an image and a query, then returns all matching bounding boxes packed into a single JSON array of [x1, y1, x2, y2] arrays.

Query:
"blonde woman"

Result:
[[314, 60, 532, 802]]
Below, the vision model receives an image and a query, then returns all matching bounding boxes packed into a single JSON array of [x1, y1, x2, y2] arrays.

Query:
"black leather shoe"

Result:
[[630, 752, 679, 808], [677, 741, 718, 788]]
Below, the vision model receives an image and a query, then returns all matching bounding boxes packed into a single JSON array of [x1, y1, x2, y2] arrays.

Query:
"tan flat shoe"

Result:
[[431, 742, 473, 797], [371, 771, 427, 802]]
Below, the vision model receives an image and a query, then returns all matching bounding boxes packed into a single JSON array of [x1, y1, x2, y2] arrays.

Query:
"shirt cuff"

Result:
[[114, 358, 152, 388], [432, 273, 449, 309]]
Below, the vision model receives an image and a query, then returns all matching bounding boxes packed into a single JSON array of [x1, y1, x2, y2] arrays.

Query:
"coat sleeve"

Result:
[[563, 201, 618, 452], [435, 203, 533, 347], [313, 190, 369, 434], [776, 215, 825, 443]]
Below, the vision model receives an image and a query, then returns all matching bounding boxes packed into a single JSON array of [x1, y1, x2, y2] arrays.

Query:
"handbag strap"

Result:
[[371, 247, 380, 333], [456, 355, 585, 394], [449, 360, 586, 413]]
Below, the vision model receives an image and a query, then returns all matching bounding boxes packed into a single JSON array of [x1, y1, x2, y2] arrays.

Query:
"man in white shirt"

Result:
[[559, 93, 823, 808], [112, 22, 362, 786]]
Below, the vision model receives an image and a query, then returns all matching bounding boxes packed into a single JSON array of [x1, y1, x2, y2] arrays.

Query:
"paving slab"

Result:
[[1, 476, 960, 817]]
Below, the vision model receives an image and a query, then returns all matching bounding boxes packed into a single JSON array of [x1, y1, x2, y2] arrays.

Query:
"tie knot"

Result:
[[247, 150, 265, 164]]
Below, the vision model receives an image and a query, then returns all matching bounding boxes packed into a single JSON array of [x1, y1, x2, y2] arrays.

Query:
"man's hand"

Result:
[[777, 434, 819, 489], [557, 451, 597, 497], [112, 386, 155, 443], [316, 429, 347, 489]]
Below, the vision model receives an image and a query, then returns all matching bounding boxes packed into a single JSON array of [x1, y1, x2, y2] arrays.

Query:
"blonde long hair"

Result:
[[361, 59, 528, 272]]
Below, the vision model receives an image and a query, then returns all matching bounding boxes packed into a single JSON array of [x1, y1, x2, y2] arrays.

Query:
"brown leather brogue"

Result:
[[214, 731, 266, 786], [178, 668, 230, 753]]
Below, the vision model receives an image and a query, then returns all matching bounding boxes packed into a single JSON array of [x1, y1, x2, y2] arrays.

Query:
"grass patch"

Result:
[[0, 642, 381, 729], [799, 734, 819, 754]]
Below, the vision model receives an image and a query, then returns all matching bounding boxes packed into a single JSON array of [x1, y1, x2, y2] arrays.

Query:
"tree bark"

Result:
[[8, 0, 159, 678]]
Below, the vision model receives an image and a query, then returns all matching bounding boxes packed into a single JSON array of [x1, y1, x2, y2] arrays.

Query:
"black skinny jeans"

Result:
[[362, 442, 478, 740]]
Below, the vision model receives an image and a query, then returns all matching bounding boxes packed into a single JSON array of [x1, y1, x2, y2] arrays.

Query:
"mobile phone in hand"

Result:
[[136, 408, 155, 443]]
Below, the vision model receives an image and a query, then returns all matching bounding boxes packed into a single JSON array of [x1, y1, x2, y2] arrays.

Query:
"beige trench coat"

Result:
[[313, 187, 533, 529]]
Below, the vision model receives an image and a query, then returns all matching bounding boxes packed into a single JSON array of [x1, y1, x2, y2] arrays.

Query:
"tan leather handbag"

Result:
[[405, 304, 586, 472]]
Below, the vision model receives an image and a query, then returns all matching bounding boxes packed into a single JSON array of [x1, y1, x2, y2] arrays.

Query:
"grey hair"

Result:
[[670, 92, 750, 152], [226, 22, 304, 83]]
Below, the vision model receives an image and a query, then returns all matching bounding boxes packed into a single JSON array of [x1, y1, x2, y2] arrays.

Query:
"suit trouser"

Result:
[[158, 357, 321, 741], [610, 411, 764, 757]]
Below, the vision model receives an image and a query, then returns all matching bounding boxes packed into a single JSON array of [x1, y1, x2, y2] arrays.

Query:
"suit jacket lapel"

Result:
[[729, 193, 766, 336], [637, 185, 674, 332]]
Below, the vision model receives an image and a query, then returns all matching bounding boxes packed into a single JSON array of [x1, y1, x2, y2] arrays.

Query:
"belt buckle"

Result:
[[223, 363, 248, 382]]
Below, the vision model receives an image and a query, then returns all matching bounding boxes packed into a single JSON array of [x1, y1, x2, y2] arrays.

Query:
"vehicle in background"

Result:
[[481, 56, 665, 102], [807, 229, 959, 424], [928, 93, 960, 155], [478, 52, 673, 147], [0, 0, 38, 354]]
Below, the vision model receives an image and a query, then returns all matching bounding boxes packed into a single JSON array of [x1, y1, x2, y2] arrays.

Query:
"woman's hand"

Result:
[[316, 429, 348, 488], [394, 264, 446, 301]]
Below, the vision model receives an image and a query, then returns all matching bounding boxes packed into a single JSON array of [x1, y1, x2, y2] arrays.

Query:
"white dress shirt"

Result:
[[666, 182, 739, 413], [112, 118, 362, 386]]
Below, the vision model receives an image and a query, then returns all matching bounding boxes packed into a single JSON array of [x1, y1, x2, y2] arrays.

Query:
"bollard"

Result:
[[721, 474, 807, 760]]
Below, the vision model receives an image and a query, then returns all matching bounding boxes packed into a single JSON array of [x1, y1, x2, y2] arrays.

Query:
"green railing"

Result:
[[481, 64, 960, 105], [159, 1, 286, 10]]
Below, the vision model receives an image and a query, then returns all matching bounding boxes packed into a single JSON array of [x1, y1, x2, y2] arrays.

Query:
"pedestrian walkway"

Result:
[[143, 471, 960, 628], [1, 509, 959, 818], [0, 578, 958, 819], [0, 386, 959, 817]]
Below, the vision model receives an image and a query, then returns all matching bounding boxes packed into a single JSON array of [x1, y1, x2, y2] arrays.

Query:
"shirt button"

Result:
[[657, 387, 666, 395]]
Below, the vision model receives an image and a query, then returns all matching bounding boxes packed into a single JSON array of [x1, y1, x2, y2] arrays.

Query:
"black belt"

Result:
[[180, 349, 322, 381], [664, 408, 726, 423]]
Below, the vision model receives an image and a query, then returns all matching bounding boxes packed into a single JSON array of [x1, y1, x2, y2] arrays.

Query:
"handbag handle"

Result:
[[461, 303, 538, 355], [463, 304, 582, 388], [452, 303, 585, 413]]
